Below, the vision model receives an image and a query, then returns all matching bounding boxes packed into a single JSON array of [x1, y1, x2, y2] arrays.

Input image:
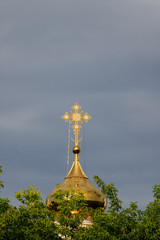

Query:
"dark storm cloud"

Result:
[[0, 0, 160, 208]]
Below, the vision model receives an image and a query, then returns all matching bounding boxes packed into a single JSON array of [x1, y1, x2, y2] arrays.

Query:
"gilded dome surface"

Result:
[[46, 147, 106, 210]]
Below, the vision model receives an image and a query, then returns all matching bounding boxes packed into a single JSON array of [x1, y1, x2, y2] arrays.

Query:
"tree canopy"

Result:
[[0, 166, 160, 240]]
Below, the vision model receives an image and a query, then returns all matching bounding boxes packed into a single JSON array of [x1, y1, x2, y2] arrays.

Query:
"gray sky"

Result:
[[1, 0, 160, 209]]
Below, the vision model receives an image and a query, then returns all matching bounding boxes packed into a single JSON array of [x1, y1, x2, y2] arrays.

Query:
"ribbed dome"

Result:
[[46, 147, 106, 210]]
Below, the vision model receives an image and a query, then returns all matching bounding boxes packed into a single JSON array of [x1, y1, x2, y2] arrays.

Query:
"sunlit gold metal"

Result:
[[46, 103, 107, 211], [61, 103, 91, 147]]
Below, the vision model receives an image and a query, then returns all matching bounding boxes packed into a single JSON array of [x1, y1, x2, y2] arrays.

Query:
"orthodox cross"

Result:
[[62, 103, 91, 147]]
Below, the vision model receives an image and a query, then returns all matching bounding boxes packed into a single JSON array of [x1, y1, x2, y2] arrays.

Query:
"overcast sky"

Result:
[[1, 0, 160, 209]]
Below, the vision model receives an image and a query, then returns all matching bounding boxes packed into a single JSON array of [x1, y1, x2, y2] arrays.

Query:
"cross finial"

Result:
[[62, 103, 91, 147]]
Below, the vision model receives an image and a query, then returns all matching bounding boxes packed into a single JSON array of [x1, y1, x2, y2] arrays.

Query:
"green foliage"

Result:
[[0, 166, 4, 190], [153, 184, 160, 200], [93, 176, 160, 240], [0, 197, 11, 214], [93, 175, 122, 213], [140, 185, 160, 240], [0, 183, 58, 239], [0, 167, 160, 239], [53, 187, 88, 239], [15, 185, 43, 205]]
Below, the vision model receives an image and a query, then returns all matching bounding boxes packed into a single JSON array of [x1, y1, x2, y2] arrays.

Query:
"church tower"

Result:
[[46, 103, 106, 214]]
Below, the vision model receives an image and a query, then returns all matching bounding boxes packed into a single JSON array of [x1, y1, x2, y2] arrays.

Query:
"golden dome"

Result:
[[46, 103, 106, 210], [46, 146, 106, 210]]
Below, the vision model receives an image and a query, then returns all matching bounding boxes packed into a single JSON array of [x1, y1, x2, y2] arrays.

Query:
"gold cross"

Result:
[[62, 103, 91, 147]]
